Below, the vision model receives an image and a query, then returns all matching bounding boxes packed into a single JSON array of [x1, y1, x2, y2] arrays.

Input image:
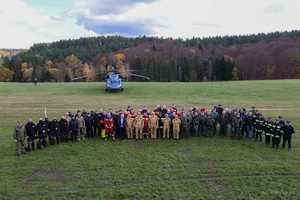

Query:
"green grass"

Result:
[[0, 80, 300, 199]]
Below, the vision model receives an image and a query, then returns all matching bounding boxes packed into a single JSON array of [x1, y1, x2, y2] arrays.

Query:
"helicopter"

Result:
[[72, 65, 150, 92]]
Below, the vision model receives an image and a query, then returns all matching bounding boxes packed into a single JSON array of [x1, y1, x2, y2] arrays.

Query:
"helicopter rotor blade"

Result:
[[71, 71, 106, 81], [129, 73, 150, 80], [71, 75, 88, 81]]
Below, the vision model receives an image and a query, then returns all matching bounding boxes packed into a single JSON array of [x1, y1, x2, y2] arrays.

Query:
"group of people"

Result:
[[12, 105, 295, 156]]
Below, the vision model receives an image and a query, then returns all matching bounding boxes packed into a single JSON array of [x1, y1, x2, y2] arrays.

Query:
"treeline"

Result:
[[1, 30, 300, 82], [129, 54, 236, 82]]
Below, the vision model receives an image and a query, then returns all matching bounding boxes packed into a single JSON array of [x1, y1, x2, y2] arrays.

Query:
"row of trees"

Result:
[[1, 30, 300, 82], [0, 53, 237, 82], [130, 56, 236, 82]]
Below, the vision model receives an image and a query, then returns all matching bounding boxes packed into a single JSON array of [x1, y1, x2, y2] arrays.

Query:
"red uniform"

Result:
[[143, 116, 149, 133], [104, 118, 114, 136]]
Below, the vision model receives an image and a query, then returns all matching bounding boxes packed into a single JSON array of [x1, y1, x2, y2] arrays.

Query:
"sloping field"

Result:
[[0, 80, 299, 199]]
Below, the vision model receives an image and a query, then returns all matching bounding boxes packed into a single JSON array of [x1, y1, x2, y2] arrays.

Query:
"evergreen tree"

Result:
[[232, 66, 239, 80]]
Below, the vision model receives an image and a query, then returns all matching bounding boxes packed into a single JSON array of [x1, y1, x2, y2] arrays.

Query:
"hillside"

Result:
[[1, 31, 300, 82]]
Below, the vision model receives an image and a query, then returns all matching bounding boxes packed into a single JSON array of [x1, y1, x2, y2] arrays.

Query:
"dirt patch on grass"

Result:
[[132, 140, 146, 149], [24, 169, 66, 184], [199, 160, 232, 193], [182, 158, 232, 194], [179, 147, 193, 156]]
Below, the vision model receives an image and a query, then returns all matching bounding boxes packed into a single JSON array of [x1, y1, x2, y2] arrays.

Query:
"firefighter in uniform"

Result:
[[162, 114, 171, 139], [126, 113, 135, 139], [172, 115, 181, 140], [264, 119, 273, 145], [143, 113, 150, 138], [104, 113, 114, 140], [149, 112, 159, 139], [282, 121, 295, 151], [272, 122, 284, 149], [134, 112, 144, 140], [255, 119, 264, 142]]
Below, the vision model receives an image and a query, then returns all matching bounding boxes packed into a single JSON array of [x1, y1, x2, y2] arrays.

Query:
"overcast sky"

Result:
[[0, 0, 299, 48]]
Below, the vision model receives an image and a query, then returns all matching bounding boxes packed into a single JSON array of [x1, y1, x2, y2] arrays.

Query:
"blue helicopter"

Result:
[[105, 72, 124, 92], [72, 66, 150, 92]]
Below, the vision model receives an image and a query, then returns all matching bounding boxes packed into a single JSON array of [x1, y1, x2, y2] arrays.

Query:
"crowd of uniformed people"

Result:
[[12, 105, 295, 156]]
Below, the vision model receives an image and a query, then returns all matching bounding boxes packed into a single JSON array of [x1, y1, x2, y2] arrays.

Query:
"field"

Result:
[[0, 80, 300, 200]]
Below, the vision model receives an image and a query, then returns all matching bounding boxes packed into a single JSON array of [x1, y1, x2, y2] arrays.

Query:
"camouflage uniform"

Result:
[[232, 113, 241, 139], [13, 122, 26, 156], [182, 112, 192, 138], [224, 111, 233, 137], [205, 114, 215, 137], [192, 112, 200, 137]]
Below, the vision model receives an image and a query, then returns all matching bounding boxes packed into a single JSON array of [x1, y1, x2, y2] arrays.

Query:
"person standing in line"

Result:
[[13, 121, 26, 156]]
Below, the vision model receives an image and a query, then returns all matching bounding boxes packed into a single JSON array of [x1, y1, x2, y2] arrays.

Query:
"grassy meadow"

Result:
[[0, 80, 300, 199]]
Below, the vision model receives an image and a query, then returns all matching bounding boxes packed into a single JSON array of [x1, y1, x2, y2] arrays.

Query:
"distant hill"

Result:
[[0, 49, 25, 58], [2, 31, 300, 82]]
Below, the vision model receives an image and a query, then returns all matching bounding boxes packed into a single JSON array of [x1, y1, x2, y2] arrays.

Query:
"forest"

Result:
[[1, 31, 300, 82]]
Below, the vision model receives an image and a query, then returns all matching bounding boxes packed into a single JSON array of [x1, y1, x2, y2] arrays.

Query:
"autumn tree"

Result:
[[291, 53, 300, 79], [64, 54, 83, 80], [115, 53, 129, 79], [45, 60, 55, 69], [265, 65, 276, 80], [0, 67, 14, 81], [82, 63, 97, 81]]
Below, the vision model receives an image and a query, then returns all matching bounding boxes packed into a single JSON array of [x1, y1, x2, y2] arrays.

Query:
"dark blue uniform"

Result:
[[84, 115, 94, 138], [25, 121, 36, 151], [69, 118, 79, 142], [59, 118, 69, 142], [282, 123, 295, 150], [51, 119, 61, 144], [37, 120, 47, 148]]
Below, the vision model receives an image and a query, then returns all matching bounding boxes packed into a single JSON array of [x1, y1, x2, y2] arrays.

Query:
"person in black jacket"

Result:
[[117, 113, 127, 139], [282, 121, 295, 151], [255, 118, 264, 142], [264, 118, 273, 145], [25, 118, 36, 151], [45, 118, 52, 145], [91, 111, 99, 137], [36, 118, 47, 149], [51, 118, 60, 144], [272, 121, 284, 149], [84, 113, 94, 138], [69, 116, 79, 142], [59, 116, 69, 142]]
